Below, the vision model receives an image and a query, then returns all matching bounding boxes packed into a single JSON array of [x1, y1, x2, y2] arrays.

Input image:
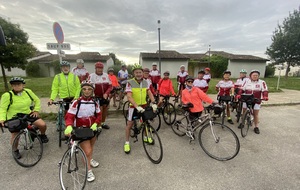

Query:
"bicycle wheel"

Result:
[[148, 113, 161, 131], [171, 115, 188, 136], [162, 103, 176, 125], [59, 146, 88, 190], [122, 100, 130, 119], [198, 122, 240, 161], [221, 106, 226, 125], [142, 124, 163, 164], [12, 130, 43, 167], [241, 110, 250, 138], [236, 101, 243, 123]]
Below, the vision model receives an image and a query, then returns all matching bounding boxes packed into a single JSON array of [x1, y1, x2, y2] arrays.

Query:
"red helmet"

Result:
[[205, 67, 210, 71], [143, 68, 150, 73], [95, 62, 104, 68]]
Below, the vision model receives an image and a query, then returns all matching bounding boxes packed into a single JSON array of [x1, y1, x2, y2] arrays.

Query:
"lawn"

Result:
[[0, 76, 299, 97]]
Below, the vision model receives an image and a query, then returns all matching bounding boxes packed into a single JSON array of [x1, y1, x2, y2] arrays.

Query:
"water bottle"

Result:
[[133, 116, 141, 129]]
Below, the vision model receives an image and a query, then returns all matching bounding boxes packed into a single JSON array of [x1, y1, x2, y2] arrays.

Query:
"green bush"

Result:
[[51, 60, 61, 74], [265, 65, 275, 77], [26, 62, 41, 77]]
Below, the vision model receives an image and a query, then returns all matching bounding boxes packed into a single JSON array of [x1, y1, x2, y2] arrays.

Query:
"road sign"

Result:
[[46, 43, 71, 50], [53, 22, 64, 44]]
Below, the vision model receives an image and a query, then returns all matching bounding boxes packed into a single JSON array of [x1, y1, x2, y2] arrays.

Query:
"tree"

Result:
[[266, 9, 300, 79], [203, 55, 229, 78], [0, 17, 36, 91], [109, 52, 125, 66]]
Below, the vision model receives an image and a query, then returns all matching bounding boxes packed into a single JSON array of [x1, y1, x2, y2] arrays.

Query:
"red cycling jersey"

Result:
[[88, 73, 113, 98], [216, 80, 234, 96], [149, 69, 161, 84]]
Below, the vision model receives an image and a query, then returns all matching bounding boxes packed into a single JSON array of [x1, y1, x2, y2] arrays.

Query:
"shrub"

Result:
[[26, 62, 41, 77], [265, 65, 275, 77]]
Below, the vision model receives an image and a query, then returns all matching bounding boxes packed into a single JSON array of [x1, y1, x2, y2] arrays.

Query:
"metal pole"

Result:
[[276, 66, 282, 90], [158, 20, 161, 73], [208, 45, 211, 68]]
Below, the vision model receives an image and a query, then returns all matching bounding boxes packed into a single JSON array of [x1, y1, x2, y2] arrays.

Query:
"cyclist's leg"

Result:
[[253, 104, 261, 133], [157, 96, 164, 108], [100, 100, 110, 129], [226, 102, 233, 124], [124, 108, 135, 153], [80, 139, 94, 171], [10, 132, 18, 146]]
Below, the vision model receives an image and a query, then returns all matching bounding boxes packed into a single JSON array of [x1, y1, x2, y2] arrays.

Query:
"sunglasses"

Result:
[[186, 81, 193, 83], [82, 88, 93, 91]]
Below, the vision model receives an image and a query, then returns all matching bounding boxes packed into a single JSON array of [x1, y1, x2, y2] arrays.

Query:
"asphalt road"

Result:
[[0, 105, 299, 190]]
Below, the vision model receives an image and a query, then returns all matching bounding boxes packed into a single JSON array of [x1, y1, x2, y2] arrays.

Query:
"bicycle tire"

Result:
[[171, 115, 188, 136], [122, 100, 130, 119], [198, 122, 240, 161], [58, 113, 63, 147], [241, 110, 250, 138], [236, 101, 243, 123], [162, 103, 176, 125], [12, 130, 43, 167], [148, 113, 161, 131], [142, 124, 163, 164], [59, 146, 88, 190]]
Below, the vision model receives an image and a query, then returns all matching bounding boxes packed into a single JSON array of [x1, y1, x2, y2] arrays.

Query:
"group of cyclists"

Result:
[[0, 59, 269, 182]]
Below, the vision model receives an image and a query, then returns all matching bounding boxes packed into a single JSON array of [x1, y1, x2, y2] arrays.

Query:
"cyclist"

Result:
[[49, 61, 81, 112], [216, 70, 235, 124], [234, 69, 249, 94], [149, 62, 161, 91], [124, 64, 157, 153], [0, 77, 49, 159], [118, 64, 129, 90], [193, 70, 209, 93], [237, 70, 269, 134], [71, 59, 89, 83], [203, 67, 211, 84], [108, 68, 120, 107], [157, 71, 176, 108], [88, 62, 112, 129], [64, 81, 102, 182], [181, 76, 214, 120], [143, 68, 156, 96], [177, 65, 188, 97]]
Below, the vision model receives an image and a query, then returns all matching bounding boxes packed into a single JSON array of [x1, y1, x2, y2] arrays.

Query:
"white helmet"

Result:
[[152, 62, 157, 66], [76, 59, 84, 64], [180, 65, 185, 69]]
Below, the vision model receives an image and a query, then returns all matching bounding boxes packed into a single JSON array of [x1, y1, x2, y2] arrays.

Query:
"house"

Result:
[[28, 51, 114, 77], [181, 53, 208, 77], [139, 50, 190, 78], [205, 51, 269, 78]]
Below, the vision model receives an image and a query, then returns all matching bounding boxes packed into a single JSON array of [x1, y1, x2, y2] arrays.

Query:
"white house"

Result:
[[274, 63, 300, 76], [29, 51, 114, 77], [139, 50, 189, 78], [205, 51, 269, 78]]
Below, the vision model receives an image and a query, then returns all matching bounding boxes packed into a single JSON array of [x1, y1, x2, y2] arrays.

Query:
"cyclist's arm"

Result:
[[0, 93, 10, 121], [147, 89, 155, 103], [26, 89, 41, 112], [50, 75, 59, 101]]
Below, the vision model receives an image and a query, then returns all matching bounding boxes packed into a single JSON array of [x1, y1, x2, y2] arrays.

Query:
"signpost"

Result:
[[47, 22, 70, 63]]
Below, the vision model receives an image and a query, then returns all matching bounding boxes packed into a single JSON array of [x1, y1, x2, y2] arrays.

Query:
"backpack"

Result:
[[75, 98, 98, 118], [6, 90, 34, 112]]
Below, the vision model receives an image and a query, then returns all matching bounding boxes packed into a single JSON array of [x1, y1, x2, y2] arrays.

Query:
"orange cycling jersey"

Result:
[[108, 74, 120, 87]]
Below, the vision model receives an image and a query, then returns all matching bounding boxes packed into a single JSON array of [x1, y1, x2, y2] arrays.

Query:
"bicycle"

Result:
[[173, 95, 184, 115], [130, 106, 163, 164], [123, 100, 162, 131], [2, 113, 43, 167], [51, 101, 67, 147], [217, 95, 234, 125], [59, 127, 102, 190], [116, 85, 126, 110], [238, 94, 260, 138], [171, 104, 240, 161], [158, 95, 177, 125]]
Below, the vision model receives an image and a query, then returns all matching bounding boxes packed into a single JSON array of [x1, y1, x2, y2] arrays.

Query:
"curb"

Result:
[[262, 102, 300, 107]]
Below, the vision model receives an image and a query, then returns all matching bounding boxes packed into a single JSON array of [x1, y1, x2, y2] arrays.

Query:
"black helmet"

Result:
[[249, 70, 260, 76], [223, 70, 231, 75], [198, 70, 205, 74], [185, 75, 194, 82], [9, 77, 25, 84]]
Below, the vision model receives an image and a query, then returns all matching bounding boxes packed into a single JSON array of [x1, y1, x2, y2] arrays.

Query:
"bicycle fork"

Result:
[[209, 121, 220, 143]]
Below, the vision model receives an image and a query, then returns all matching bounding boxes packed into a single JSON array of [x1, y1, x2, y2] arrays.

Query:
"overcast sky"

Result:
[[0, 0, 299, 63]]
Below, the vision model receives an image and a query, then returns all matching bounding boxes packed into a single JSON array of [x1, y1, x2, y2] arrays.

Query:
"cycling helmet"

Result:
[[240, 69, 247, 73], [180, 65, 185, 69], [223, 70, 231, 75], [60, 60, 70, 67], [95, 62, 104, 68], [205, 67, 210, 71], [143, 68, 150, 73], [185, 75, 194, 82], [107, 68, 114, 72], [121, 64, 126, 68], [164, 71, 170, 75], [249, 70, 260, 76], [152, 62, 157, 66], [81, 80, 94, 89], [132, 64, 143, 72], [198, 70, 205, 74], [76, 59, 84, 64], [9, 77, 25, 84]]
